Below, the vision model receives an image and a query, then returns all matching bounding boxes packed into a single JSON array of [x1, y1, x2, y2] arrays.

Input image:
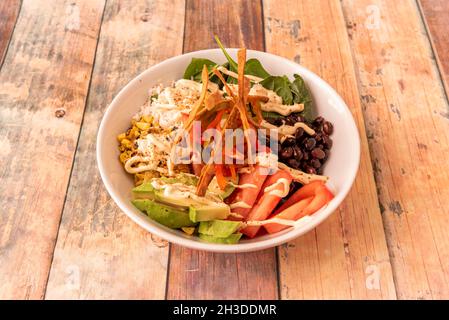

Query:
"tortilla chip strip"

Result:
[[174, 65, 209, 145]]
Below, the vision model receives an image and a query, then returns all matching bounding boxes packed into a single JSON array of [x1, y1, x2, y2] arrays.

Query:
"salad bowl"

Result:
[[97, 48, 360, 252]]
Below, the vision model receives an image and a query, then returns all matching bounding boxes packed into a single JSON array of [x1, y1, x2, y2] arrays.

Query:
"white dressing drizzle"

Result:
[[264, 178, 290, 197], [260, 120, 315, 136], [230, 182, 258, 189], [243, 215, 313, 228], [230, 201, 252, 209]]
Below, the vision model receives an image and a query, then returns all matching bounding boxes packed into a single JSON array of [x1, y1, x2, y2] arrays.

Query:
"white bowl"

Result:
[[97, 49, 360, 253]]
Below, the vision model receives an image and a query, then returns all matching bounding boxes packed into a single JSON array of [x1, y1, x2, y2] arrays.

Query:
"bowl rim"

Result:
[[96, 48, 361, 253]]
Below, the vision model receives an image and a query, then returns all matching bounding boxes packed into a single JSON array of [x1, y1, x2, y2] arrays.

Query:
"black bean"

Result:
[[305, 138, 316, 150], [310, 159, 321, 168], [313, 116, 324, 126], [293, 145, 303, 160], [281, 137, 296, 147], [280, 146, 293, 159], [288, 158, 300, 169], [295, 127, 304, 141], [285, 116, 297, 125], [323, 121, 334, 135], [324, 149, 330, 160], [323, 135, 333, 148], [315, 133, 323, 142], [302, 152, 309, 161], [318, 144, 324, 149], [304, 165, 317, 174], [296, 115, 305, 123], [311, 148, 326, 159]]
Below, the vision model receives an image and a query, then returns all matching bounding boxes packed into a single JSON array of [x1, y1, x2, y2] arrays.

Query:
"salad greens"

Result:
[[183, 36, 315, 122]]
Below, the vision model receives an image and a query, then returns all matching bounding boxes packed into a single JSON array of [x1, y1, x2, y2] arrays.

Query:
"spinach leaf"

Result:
[[261, 111, 284, 119], [183, 58, 217, 82], [260, 76, 294, 105], [290, 74, 314, 122], [245, 59, 271, 79]]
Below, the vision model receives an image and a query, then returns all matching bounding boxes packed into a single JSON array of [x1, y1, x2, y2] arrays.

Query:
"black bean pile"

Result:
[[272, 115, 333, 175]]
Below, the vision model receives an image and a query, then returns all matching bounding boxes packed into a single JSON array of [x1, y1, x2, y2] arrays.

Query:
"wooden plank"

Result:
[[263, 0, 397, 299], [166, 0, 279, 300], [0, 0, 104, 299], [0, 0, 21, 66], [418, 0, 449, 95], [44, 0, 185, 299], [342, 0, 449, 299]]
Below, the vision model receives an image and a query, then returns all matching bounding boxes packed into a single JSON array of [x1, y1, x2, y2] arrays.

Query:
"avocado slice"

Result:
[[198, 233, 242, 244], [208, 176, 237, 199], [198, 220, 242, 238], [189, 204, 230, 223], [132, 199, 196, 229], [132, 182, 156, 200], [161, 173, 198, 186]]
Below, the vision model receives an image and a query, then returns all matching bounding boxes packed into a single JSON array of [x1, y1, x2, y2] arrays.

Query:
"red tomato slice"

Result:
[[264, 184, 334, 234], [241, 169, 293, 238], [230, 165, 268, 219], [274, 180, 324, 214]]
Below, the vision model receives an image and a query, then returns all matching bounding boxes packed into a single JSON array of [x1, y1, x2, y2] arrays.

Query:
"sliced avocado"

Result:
[[208, 176, 237, 199], [161, 173, 198, 186], [189, 203, 230, 223], [199, 233, 242, 244], [132, 198, 150, 212], [132, 182, 156, 200], [133, 182, 190, 210], [198, 220, 242, 238], [132, 199, 196, 229]]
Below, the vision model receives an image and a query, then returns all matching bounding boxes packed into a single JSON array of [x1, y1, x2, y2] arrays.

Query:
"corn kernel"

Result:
[[181, 227, 195, 235], [117, 133, 126, 142], [142, 115, 152, 123], [136, 121, 151, 131]]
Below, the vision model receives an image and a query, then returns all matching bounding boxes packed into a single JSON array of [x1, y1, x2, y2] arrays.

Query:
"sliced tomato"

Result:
[[229, 164, 268, 219], [264, 184, 334, 234], [241, 169, 293, 238], [274, 180, 324, 214]]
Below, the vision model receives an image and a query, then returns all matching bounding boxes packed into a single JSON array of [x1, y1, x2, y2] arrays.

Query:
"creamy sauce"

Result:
[[261, 120, 315, 136], [230, 182, 258, 189], [261, 102, 304, 116], [125, 156, 167, 174], [244, 215, 312, 227], [264, 178, 290, 197], [230, 201, 252, 209]]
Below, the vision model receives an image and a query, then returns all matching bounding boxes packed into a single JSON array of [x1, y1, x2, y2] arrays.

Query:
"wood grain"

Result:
[[0, 0, 104, 299], [166, 0, 279, 300], [45, 0, 185, 299], [342, 0, 449, 299], [418, 0, 449, 95], [0, 0, 21, 66], [263, 0, 397, 299]]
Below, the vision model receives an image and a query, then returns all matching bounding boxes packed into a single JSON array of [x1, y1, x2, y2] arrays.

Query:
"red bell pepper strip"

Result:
[[241, 169, 293, 238]]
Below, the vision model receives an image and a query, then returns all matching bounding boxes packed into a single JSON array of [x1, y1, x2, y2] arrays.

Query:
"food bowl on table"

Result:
[[97, 48, 360, 253]]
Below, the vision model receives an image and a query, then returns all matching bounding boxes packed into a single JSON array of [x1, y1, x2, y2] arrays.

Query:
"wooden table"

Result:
[[1, 0, 448, 300]]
